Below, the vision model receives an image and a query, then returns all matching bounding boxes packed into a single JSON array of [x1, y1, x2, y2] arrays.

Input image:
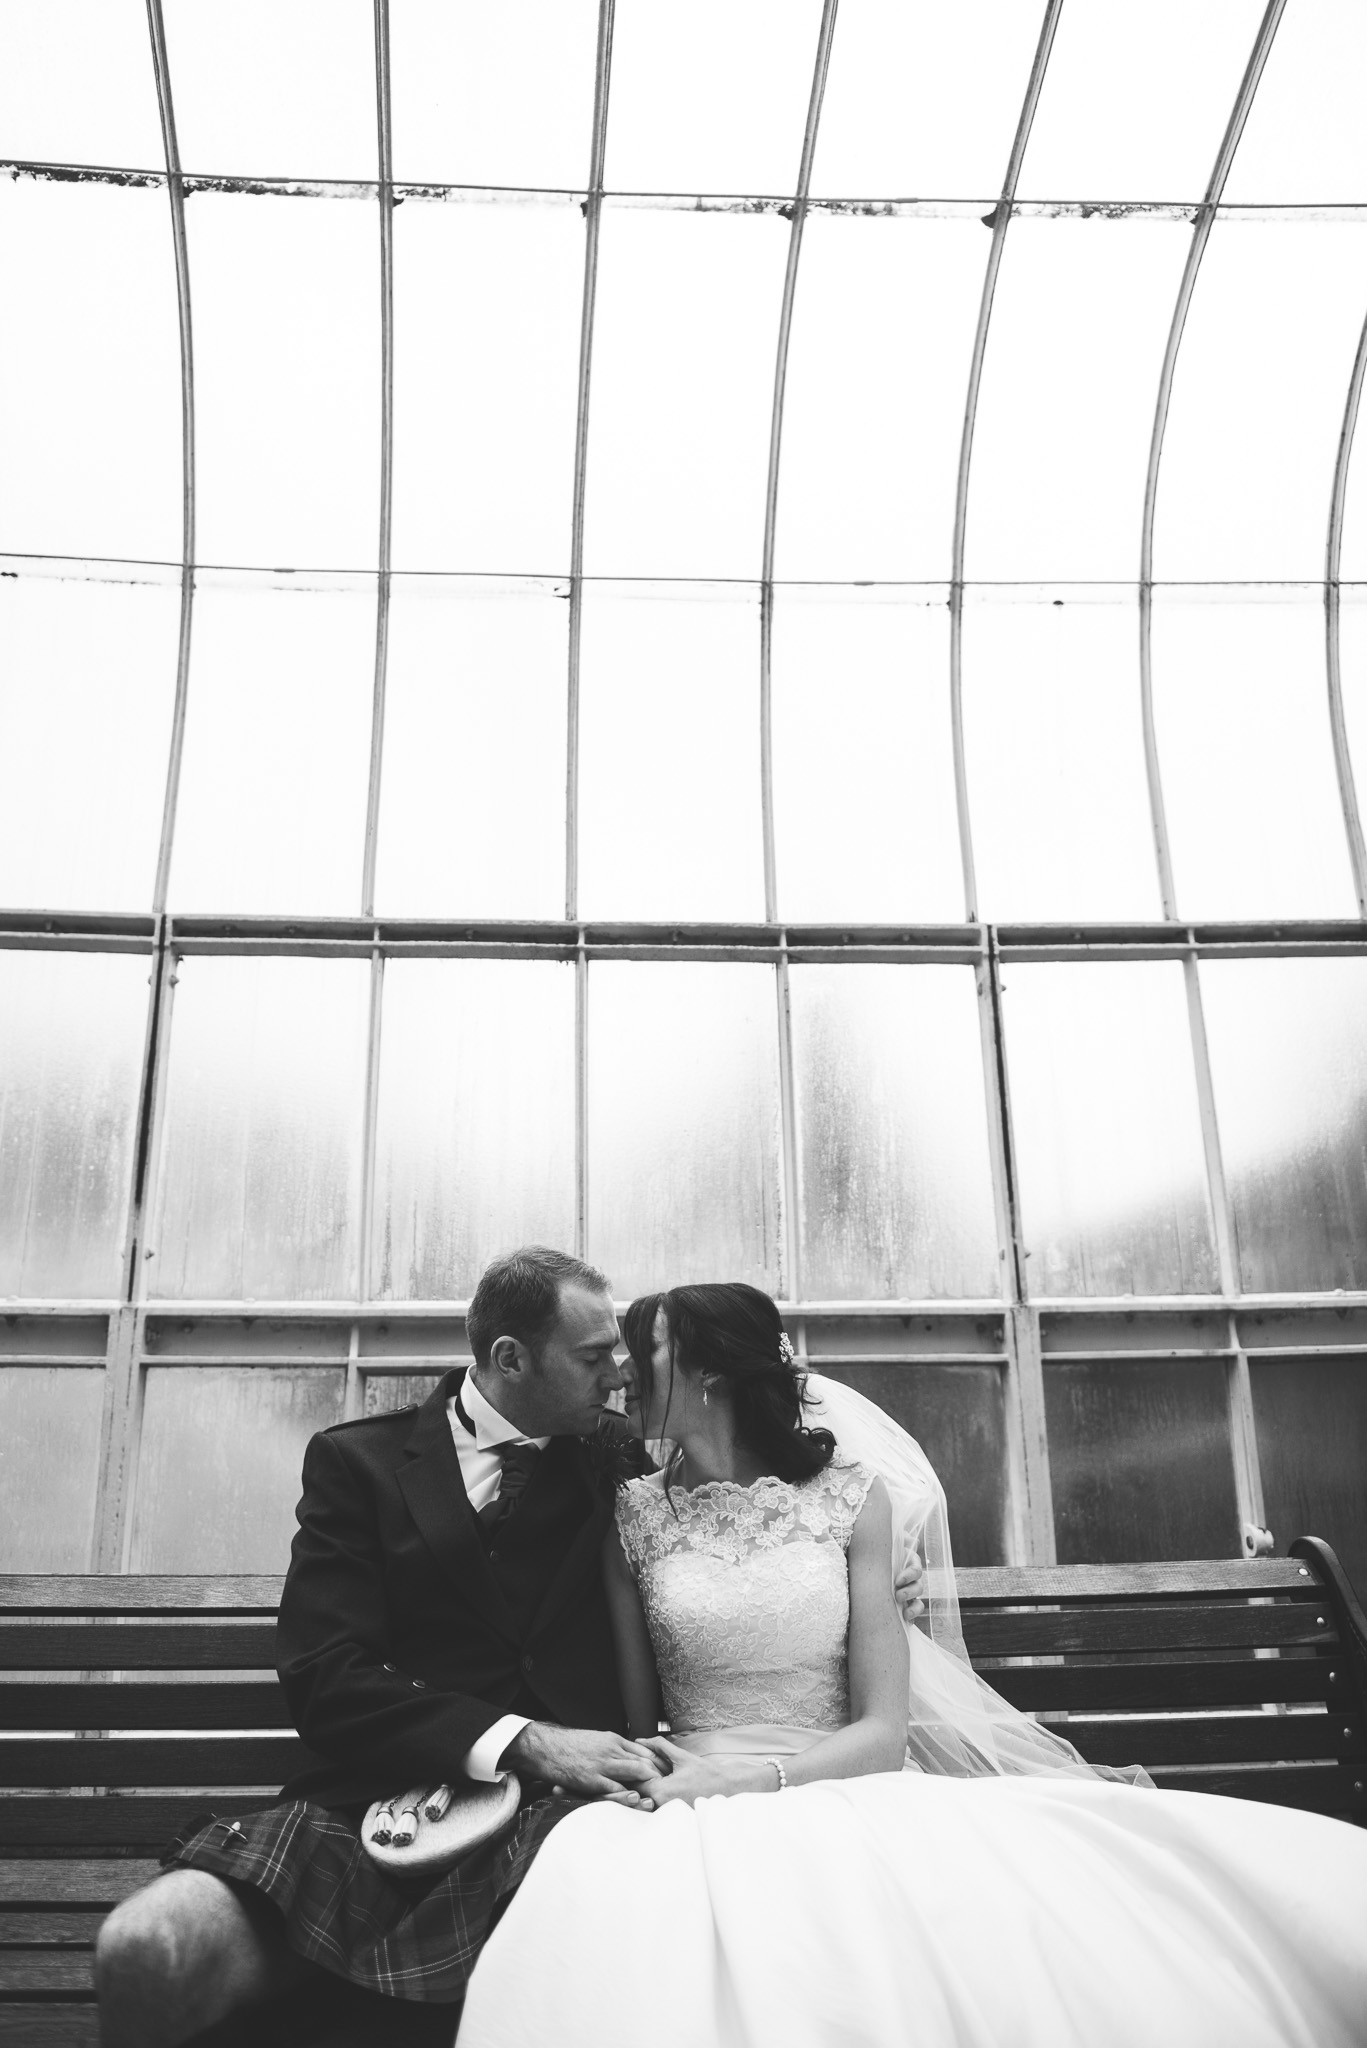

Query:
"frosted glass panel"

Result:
[[0, 570, 179, 914], [1045, 1358, 1238, 1563], [963, 593, 1161, 922], [1152, 593, 1355, 921], [0, 1368, 105, 1571], [582, 210, 787, 579], [1154, 221, 1367, 581], [152, 958, 370, 1300], [1004, 963, 1218, 1298], [130, 1367, 344, 1571], [0, 0, 163, 168], [1341, 597, 1367, 802], [588, 963, 783, 1298], [812, 0, 1042, 199], [605, 0, 822, 195], [188, 193, 380, 570], [373, 960, 576, 1299], [1251, 1355, 1367, 1593], [1017, 0, 1264, 202], [772, 592, 961, 922], [965, 219, 1189, 580], [578, 586, 764, 921], [790, 966, 999, 1300], [1202, 958, 1367, 1295], [374, 582, 566, 919], [391, 203, 583, 574], [1224, 0, 1367, 205], [390, 0, 599, 188], [169, 579, 375, 916], [776, 216, 986, 583], [0, 180, 181, 562], [0, 951, 148, 1300], [163, 0, 377, 180]]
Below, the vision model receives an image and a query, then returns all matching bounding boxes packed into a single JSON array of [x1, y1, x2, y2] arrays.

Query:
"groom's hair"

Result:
[[466, 1246, 611, 1369]]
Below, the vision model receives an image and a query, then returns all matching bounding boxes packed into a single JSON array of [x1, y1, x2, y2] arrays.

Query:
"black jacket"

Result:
[[276, 1368, 627, 1810]]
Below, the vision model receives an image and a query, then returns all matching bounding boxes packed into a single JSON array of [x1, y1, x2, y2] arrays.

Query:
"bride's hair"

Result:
[[623, 1283, 835, 1485]]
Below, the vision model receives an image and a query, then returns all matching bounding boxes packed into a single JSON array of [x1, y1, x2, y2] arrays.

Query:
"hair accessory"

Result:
[[763, 1755, 789, 1792], [778, 1332, 798, 1369]]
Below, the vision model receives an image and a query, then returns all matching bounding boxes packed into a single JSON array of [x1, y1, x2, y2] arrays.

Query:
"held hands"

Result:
[[895, 1552, 926, 1622], [505, 1722, 660, 1807], [632, 1736, 776, 1809]]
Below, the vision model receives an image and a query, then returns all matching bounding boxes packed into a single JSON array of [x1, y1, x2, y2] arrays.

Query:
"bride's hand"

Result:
[[636, 1738, 775, 1807]]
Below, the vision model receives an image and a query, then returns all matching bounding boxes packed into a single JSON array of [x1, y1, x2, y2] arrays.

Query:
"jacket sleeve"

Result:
[[276, 1428, 506, 1786]]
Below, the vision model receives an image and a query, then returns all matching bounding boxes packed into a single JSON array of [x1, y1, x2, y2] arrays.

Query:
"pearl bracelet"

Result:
[[762, 1755, 788, 1792]]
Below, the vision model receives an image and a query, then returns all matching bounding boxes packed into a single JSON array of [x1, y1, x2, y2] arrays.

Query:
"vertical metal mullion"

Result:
[[774, 937, 802, 1305], [146, 0, 195, 915], [357, 942, 385, 1303], [90, 1306, 145, 1573], [949, 0, 1063, 922], [565, 0, 616, 923], [345, 1322, 365, 1423], [362, 0, 395, 918], [1226, 1311, 1269, 1552], [1183, 944, 1239, 1298], [760, 0, 839, 924], [575, 932, 590, 1259], [1138, 0, 1287, 920], [1325, 303, 1367, 916]]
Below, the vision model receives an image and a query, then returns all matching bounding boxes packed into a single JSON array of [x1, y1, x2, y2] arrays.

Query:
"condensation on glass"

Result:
[[374, 580, 568, 919], [587, 962, 784, 1299], [0, 1367, 106, 1570], [1044, 1357, 1240, 1563], [961, 591, 1161, 922], [789, 965, 1000, 1301], [1004, 962, 1218, 1298], [771, 590, 962, 922], [150, 957, 370, 1301], [365, 1373, 446, 1416], [0, 950, 149, 1299], [372, 959, 576, 1300], [1201, 956, 1367, 1295], [129, 1366, 345, 1572], [168, 576, 376, 916], [1250, 1353, 1367, 1593]]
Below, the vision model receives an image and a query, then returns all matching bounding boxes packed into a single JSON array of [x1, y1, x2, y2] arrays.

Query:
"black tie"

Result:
[[455, 1385, 542, 1543]]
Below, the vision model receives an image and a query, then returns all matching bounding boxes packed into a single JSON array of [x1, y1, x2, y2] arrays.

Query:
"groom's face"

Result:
[[523, 1281, 625, 1437]]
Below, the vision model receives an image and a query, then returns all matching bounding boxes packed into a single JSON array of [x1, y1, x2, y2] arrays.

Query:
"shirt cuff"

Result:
[[463, 1714, 530, 1783]]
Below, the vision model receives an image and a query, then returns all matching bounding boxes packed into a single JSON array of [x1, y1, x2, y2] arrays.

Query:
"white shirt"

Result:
[[449, 1373, 552, 1783]]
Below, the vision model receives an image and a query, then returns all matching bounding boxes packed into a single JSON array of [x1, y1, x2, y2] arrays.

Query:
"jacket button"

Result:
[[411, 1678, 426, 1689], [382, 1662, 395, 1673]]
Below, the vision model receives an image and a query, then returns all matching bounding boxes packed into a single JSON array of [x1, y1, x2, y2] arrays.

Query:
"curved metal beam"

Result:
[[1325, 302, 1367, 915], [1137, 0, 1286, 919], [362, 0, 395, 919], [948, 0, 1064, 922], [146, 0, 195, 915]]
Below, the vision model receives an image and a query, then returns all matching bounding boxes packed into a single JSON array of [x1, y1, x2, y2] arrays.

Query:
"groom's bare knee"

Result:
[[95, 1867, 303, 2048]]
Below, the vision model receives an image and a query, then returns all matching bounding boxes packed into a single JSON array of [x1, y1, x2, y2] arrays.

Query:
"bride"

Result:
[[457, 1282, 1367, 2048]]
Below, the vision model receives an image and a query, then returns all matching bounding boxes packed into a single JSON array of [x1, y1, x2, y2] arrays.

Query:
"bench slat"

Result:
[[0, 1862, 160, 1906], [0, 1684, 291, 1733], [0, 1578, 285, 1615], [0, 1949, 95, 1991], [0, 1910, 105, 1944], [956, 1560, 1318, 1603], [1148, 1763, 1367, 1812], [989, 1656, 1337, 1713], [1068, 1712, 1365, 1768], [0, 1623, 278, 1671], [0, 2012, 100, 2046], [0, 1737, 307, 1789], [960, 1602, 1334, 1659], [0, 1797, 262, 1850]]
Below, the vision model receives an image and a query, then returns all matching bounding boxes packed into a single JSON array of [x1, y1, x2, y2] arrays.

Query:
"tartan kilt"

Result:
[[162, 1791, 582, 2005]]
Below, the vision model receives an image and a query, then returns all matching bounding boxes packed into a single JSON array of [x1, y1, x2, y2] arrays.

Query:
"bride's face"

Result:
[[629, 1303, 699, 1440]]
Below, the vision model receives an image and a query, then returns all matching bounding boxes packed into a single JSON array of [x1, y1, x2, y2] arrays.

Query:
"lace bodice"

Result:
[[616, 1458, 876, 1733]]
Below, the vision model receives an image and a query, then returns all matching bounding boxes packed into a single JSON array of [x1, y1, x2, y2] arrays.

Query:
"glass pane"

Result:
[[772, 591, 961, 921], [790, 966, 1000, 1300], [129, 1366, 344, 1571], [965, 219, 1190, 580], [390, 202, 583, 574], [1152, 592, 1356, 921], [1153, 220, 1367, 580], [0, 1368, 105, 1571], [390, 0, 599, 189], [605, 0, 823, 195], [365, 1372, 445, 1415], [963, 592, 1161, 922], [1251, 1354, 1367, 1593], [0, 568, 179, 913], [374, 581, 566, 918], [163, 0, 377, 181], [582, 209, 787, 579], [188, 192, 381, 571], [588, 962, 783, 1298], [776, 216, 987, 583], [0, 0, 164, 168], [1044, 1358, 1239, 1563], [151, 957, 370, 1301], [1223, 0, 1367, 205], [0, 951, 148, 1299], [0, 180, 181, 562], [1017, 0, 1265, 202], [812, 0, 1043, 200], [373, 961, 576, 1300], [1341, 595, 1367, 799], [168, 577, 375, 916], [1201, 957, 1367, 1295], [815, 1363, 1008, 1567], [577, 586, 765, 921], [1004, 962, 1219, 1298]]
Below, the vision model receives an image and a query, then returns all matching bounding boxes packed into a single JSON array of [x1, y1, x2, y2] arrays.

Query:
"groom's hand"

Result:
[[504, 1722, 658, 1802], [894, 1553, 926, 1622]]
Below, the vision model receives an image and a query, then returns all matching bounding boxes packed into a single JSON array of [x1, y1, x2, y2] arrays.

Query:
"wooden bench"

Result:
[[3, 1538, 1365, 2045]]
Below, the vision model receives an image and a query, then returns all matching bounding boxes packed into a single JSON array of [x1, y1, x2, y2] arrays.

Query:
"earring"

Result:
[[702, 1384, 710, 1407]]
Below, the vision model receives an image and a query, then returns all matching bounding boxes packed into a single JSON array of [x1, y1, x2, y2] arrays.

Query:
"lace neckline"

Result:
[[658, 1469, 795, 1502]]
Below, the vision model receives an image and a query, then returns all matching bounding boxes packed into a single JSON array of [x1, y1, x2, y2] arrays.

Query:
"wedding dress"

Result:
[[457, 1398, 1367, 2048]]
